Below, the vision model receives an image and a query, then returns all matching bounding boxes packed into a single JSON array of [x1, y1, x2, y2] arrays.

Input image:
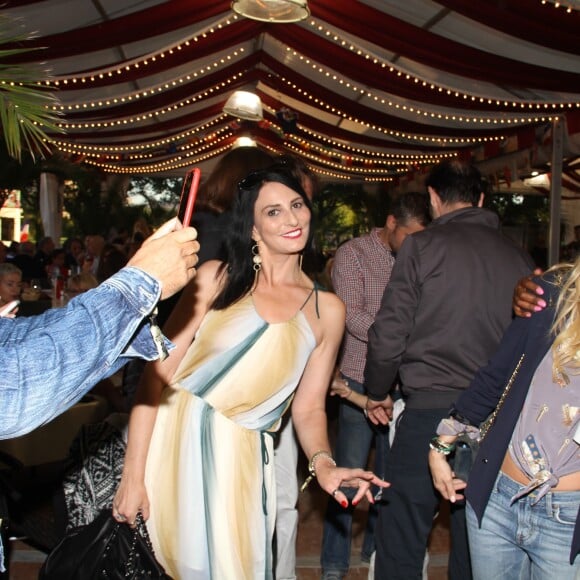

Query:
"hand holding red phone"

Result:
[[178, 168, 201, 227]]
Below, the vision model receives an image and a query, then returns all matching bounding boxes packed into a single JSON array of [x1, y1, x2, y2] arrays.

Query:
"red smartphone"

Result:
[[177, 167, 201, 227]]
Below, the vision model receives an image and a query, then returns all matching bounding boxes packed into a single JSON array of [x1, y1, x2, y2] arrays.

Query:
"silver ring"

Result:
[[332, 488, 340, 498], [115, 513, 127, 521]]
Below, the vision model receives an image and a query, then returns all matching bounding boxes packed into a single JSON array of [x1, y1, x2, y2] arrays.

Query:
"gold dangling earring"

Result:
[[252, 242, 262, 277]]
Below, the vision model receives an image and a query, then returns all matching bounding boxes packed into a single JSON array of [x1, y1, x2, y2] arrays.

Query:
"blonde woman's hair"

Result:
[[549, 256, 580, 383]]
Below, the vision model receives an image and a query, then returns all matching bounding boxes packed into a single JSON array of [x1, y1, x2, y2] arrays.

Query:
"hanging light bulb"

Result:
[[231, 0, 310, 23], [223, 90, 263, 121], [234, 136, 258, 148]]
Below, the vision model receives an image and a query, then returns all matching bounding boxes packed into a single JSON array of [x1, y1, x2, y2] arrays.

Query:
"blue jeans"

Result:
[[321, 376, 389, 574], [466, 472, 580, 580]]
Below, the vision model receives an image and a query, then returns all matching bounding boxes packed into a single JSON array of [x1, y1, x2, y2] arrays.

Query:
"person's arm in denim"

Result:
[[0, 267, 172, 439]]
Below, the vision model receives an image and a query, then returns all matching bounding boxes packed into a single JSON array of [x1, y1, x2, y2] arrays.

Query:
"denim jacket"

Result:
[[0, 266, 176, 570], [0, 266, 173, 440]]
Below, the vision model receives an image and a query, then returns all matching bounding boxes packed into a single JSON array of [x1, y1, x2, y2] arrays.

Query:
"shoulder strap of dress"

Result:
[[299, 284, 321, 319]]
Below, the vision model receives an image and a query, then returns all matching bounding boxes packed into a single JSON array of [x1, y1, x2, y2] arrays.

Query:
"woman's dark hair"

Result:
[[271, 154, 318, 198], [212, 168, 314, 310], [194, 147, 274, 214]]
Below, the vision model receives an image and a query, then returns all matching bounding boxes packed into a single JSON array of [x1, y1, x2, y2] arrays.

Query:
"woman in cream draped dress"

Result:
[[113, 169, 388, 579]]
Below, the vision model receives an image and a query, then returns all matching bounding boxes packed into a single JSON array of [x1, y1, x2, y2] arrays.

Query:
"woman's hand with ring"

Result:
[[316, 463, 390, 508], [112, 475, 150, 527]]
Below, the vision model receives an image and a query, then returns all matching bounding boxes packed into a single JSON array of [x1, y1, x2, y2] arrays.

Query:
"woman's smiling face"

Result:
[[252, 181, 311, 255]]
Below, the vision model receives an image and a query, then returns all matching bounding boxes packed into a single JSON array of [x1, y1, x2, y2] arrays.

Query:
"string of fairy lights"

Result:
[[540, 0, 580, 13], [52, 116, 228, 154], [281, 46, 569, 127], [49, 50, 247, 115], [54, 70, 249, 131], [62, 104, 459, 176], [40, 14, 240, 87], [272, 74, 511, 146], [41, 11, 580, 114], [83, 142, 233, 174], [291, 126, 455, 161], [54, 125, 234, 164], [32, 8, 578, 175], [305, 19, 580, 112]]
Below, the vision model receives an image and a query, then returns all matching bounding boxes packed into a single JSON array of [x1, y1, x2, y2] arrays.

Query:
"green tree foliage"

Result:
[[126, 176, 182, 225], [313, 182, 365, 252], [486, 193, 549, 226], [0, 14, 63, 163], [311, 181, 391, 253]]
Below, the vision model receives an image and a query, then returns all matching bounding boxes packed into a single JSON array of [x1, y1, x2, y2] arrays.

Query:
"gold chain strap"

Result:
[[479, 354, 525, 441]]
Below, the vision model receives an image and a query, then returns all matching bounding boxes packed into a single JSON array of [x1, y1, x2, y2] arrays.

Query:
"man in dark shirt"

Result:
[[364, 160, 534, 580]]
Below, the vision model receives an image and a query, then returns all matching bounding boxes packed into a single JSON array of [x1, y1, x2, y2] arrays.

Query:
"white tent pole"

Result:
[[39, 172, 63, 244], [548, 116, 564, 267]]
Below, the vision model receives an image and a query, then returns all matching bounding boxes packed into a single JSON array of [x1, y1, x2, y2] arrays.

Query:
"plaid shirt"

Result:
[[331, 228, 395, 383]]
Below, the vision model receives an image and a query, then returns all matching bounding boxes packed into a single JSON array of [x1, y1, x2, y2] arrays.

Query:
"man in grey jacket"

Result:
[[364, 160, 534, 580]]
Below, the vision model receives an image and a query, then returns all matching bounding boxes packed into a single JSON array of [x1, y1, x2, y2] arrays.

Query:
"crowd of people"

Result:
[[0, 155, 578, 580], [0, 217, 159, 310]]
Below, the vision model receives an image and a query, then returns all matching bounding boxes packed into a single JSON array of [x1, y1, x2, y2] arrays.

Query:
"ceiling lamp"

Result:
[[223, 90, 263, 121], [234, 136, 258, 148], [231, 0, 310, 23]]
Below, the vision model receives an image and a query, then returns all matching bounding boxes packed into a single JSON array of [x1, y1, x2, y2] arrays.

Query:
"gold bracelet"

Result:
[[300, 450, 336, 493]]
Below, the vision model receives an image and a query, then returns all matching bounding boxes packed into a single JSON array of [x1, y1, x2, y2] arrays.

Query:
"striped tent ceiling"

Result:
[[3, 0, 580, 192]]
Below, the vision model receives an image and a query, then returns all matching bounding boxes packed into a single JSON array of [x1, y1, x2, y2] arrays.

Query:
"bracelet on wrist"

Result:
[[429, 436, 455, 455], [363, 397, 370, 419], [300, 450, 336, 492]]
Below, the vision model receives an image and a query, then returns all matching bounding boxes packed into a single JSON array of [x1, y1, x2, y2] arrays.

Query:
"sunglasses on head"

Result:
[[238, 170, 268, 191]]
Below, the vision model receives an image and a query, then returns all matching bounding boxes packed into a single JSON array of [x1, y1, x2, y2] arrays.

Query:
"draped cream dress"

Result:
[[144, 292, 317, 579]]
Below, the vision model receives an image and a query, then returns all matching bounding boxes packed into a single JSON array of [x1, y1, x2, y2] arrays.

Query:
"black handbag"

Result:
[[39, 509, 172, 580], [450, 435, 479, 483]]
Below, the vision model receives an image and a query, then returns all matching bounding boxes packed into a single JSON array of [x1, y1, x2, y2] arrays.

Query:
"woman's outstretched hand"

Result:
[[315, 462, 390, 507]]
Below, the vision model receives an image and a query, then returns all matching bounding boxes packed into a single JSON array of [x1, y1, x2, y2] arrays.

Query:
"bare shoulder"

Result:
[[316, 289, 345, 335], [196, 260, 226, 291], [318, 288, 345, 315]]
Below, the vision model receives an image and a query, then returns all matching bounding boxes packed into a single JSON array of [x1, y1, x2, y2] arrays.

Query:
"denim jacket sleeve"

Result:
[[0, 266, 174, 439]]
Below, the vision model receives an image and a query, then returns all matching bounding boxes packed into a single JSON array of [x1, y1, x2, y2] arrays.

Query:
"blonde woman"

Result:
[[429, 258, 580, 579]]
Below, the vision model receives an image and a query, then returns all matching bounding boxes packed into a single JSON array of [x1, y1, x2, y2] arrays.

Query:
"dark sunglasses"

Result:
[[238, 170, 268, 191]]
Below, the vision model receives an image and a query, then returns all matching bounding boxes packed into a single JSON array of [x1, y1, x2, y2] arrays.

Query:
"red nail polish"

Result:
[[352, 499, 359, 506], [341, 500, 348, 508]]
